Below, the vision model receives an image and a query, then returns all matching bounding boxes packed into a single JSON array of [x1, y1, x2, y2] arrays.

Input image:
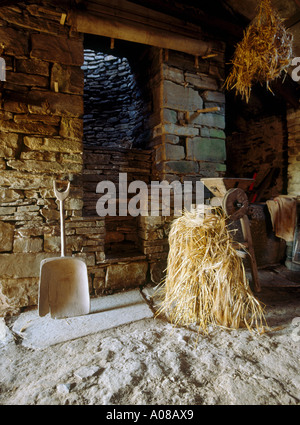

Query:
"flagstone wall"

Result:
[[0, 2, 87, 315]]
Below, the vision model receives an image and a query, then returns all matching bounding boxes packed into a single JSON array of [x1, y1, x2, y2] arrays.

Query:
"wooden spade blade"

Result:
[[40, 257, 90, 319]]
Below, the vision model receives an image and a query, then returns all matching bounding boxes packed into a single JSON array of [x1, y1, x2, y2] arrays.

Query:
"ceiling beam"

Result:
[[286, 11, 300, 28], [0, 0, 78, 8], [85, 0, 205, 41], [127, 0, 245, 40], [0, 0, 21, 6], [68, 9, 219, 56]]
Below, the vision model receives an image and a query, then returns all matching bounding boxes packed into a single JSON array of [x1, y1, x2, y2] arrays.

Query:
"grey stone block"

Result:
[[164, 160, 199, 174], [163, 80, 203, 112], [192, 113, 225, 129], [186, 137, 226, 162], [165, 144, 185, 161]]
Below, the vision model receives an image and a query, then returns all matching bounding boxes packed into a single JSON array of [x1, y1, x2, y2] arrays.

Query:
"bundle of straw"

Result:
[[158, 209, 266, 333], [224, 0, 293, 102]]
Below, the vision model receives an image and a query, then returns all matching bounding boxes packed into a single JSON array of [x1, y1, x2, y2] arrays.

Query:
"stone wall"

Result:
[[286, 109, 300, 196], [81, 145, 170, 291], [0, 1, 87, 315], [83, 147, 153, 216], [83, 50, 149, 149], [83, 45, 228, 186], [153, 48, 226, 183], [226, 115, 287, 200]]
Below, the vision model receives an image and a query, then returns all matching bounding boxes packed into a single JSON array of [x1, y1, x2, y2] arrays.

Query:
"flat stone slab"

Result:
[[0, 318, 14, 346], [12, 289, 153, 350]]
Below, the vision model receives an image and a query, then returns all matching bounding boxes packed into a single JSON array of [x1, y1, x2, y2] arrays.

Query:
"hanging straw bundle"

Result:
[[224, 0, 293, 102], [157, 208, 267, 334]]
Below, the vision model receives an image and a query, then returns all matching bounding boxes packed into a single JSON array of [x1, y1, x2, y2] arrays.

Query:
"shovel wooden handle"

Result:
[[53, 180, 70, 201], [53, 181, 70, 257]]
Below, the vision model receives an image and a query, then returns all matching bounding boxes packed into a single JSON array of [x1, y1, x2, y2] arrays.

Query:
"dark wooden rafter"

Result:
[[127, 0, 246, 39], [76, 0, 246, 41], [285, 0, 300, 28], [0, 0, 21, 6], [67, 0, 223, 57], [85, 0, 205, 40], [0, 0, 78, 8]]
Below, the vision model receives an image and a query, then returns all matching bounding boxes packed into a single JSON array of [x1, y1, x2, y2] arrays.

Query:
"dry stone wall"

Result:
[[83, 50, 149, 149], [83, 147, 153, 217], [0, 2, 105, 316], [82, 146, 171, 292], [153, 48, 227, 184], [226, 115, 287, 200]]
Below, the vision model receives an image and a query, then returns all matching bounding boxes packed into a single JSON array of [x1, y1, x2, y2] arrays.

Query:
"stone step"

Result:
[[12, 289, 154, 350]]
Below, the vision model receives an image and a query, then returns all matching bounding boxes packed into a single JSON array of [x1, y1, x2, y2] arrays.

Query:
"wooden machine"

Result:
[[201, 178, 261, 292]]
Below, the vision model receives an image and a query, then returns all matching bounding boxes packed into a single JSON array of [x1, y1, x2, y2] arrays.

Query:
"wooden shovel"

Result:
[[38, 180, 90, 319]]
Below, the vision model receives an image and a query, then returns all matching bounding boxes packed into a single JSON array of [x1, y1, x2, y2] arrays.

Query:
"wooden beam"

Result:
[[0, 0, 76, 8], [67, 9, 217, 56], [0, 0, 21, 6], [85, 0, 205, 40], [286, 10, 300, 28], [127, 0, 246, 40]]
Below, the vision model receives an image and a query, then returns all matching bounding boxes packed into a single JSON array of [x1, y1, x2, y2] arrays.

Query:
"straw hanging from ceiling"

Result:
[[224, 0, 293, 102]]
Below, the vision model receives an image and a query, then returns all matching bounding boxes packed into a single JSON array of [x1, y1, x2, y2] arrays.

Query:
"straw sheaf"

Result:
[[224, 0, 293, 102], [157, 209, 267, 334]]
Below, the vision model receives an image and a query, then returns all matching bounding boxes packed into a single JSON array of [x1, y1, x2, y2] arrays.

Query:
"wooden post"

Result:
[[60, 13, 67, 25], [164, 48, 169, 62], [187, 106, 220, 123], [240, 215, 261, 292]]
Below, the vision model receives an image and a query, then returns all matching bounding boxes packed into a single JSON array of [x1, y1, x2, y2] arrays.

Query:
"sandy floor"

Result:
[[0, 266, 300, 406]]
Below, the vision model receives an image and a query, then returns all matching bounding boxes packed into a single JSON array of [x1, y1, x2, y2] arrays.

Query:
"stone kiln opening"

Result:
[[82, 49, 148, 149], [82, 38, 153, 262]]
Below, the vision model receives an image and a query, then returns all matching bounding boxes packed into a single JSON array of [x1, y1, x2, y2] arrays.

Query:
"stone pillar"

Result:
[[153, 47, 226, 184], [143, 46, 227, 284]]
